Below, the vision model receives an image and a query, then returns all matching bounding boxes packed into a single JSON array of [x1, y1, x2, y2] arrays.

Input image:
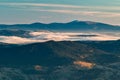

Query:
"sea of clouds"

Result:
[[0, 31, 119, 44]]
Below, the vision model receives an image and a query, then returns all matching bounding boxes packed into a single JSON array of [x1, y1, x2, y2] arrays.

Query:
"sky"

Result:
[[0, 0, 120, 25]]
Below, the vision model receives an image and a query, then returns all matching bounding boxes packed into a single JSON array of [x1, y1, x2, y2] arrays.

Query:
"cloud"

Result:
[[0, 36, 41, 44], [0, 31, 119, 44], [3, 2, 117, 18], [32, 9, 120, 17], [0, 2, 89, 12], [0, 3, 91, 8], [30, 31, 120, 41], [0, 2, 120, 25], [0, 3, 120, 18], [35, 9, 98, 15], [89, 34, 120, 41], [25, 4, 120, 18], [0, 2, 119, 10], [30, 31, 70, 41]]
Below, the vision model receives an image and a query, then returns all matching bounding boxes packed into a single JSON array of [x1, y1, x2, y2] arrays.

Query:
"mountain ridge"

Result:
[[0, 40, 119, 65], [0, 21, 120, 31], [0, 40, 120, 80]]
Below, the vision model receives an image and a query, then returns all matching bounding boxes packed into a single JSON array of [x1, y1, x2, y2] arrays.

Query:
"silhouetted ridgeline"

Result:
[[0, 21, 120, 31]]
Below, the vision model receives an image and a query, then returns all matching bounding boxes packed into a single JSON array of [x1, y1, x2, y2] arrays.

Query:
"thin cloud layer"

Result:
[[0, 2, 120, 25], [0, 3, 119, 10], [0, 3, 120, 18], [0, 3, 84, 8], [32, 9, 120, 18]]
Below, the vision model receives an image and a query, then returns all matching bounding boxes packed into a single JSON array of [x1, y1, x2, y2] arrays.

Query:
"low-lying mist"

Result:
[[0, 30, 119, 44]]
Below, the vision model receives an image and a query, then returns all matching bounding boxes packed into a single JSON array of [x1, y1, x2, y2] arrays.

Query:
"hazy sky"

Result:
[[0, 0, 120, 25]]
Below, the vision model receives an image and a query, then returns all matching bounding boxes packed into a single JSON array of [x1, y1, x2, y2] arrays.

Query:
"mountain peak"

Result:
[[70, 20, 80, 23], [31, 22, 45, 25]]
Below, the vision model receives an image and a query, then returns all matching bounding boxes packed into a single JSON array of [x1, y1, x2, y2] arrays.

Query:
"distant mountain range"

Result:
[[0, 20, 120, 31], [0, 29, 31, 38]]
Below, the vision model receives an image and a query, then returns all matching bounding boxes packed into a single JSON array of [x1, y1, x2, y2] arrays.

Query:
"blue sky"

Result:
[[0, 0, 120, 25]]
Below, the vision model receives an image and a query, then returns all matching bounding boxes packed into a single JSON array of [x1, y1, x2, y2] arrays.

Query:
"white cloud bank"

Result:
[[0, 36, 40, 44], [0, 31, 119, 44]]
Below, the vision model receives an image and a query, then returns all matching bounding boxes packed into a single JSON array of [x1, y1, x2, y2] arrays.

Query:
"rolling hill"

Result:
[[0, 40, 120, 80]]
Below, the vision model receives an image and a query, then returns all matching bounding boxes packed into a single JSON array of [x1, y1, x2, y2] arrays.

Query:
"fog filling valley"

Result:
[[0, 30, 119, 44]]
